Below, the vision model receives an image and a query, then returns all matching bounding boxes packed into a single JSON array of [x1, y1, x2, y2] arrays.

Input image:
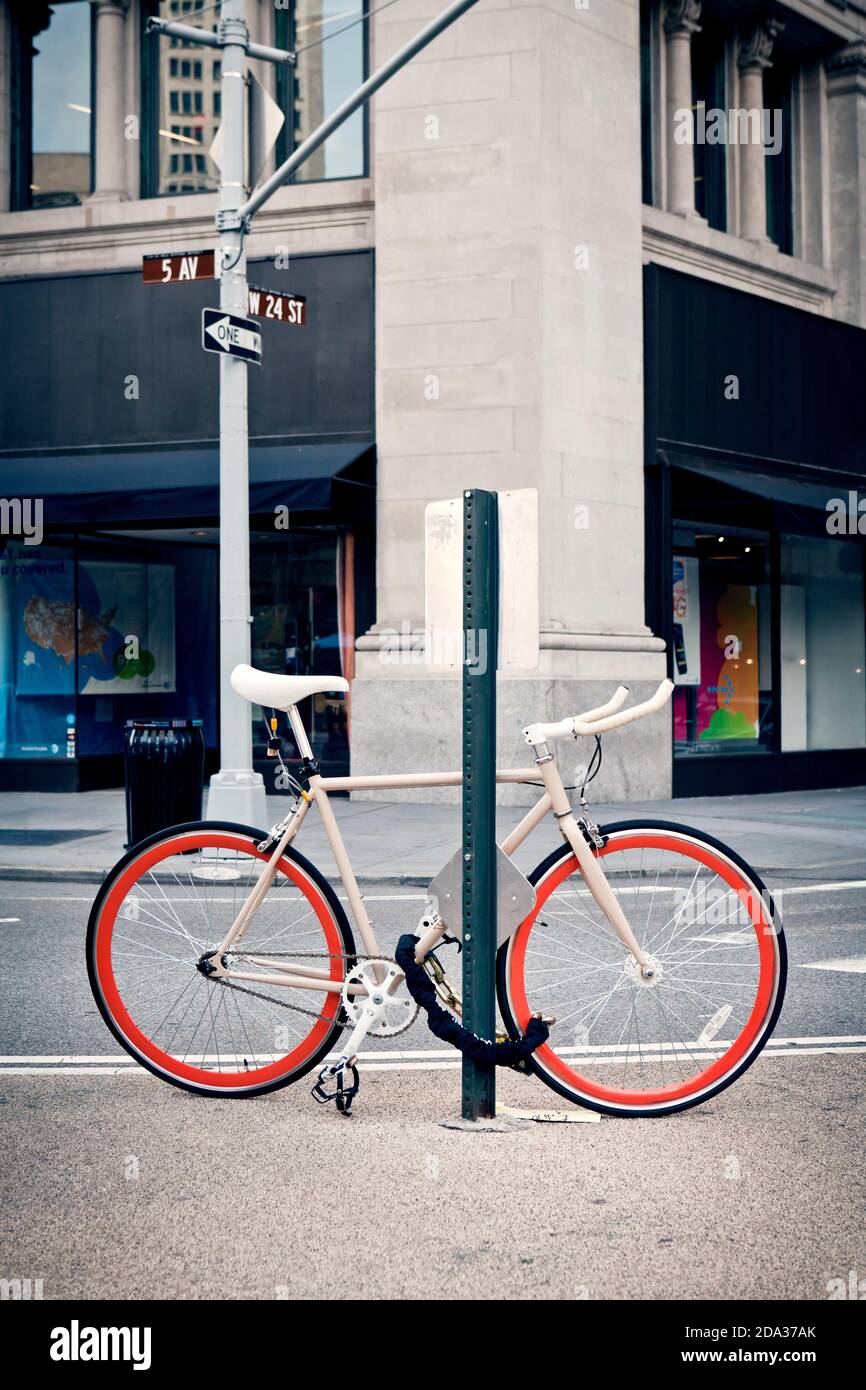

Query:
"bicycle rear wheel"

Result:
[[87, 821, 355, 1097], [498, 821, 786, 1117]]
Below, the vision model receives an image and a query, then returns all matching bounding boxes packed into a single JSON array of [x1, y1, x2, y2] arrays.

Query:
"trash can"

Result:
[[124, 719, 205, 848]]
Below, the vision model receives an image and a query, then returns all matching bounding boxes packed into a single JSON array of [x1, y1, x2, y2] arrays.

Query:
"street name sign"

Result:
[[143, 249, 215, 283], [201, 308, 262, 366], [247, 286, 307, 326]]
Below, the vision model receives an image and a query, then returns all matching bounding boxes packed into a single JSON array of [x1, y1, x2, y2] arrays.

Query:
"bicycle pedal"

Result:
[[311, 1060, 360, 1115]]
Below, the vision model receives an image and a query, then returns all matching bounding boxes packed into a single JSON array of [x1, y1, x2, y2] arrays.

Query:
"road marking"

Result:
[[687, 931, 754, 946], [799, 956, 866, 974], [5, 1036, 864, 1066], [0, 893, 431, 903], [4, 879, 866, 905], [2, 1037, 865, 1075], [0, 917, 20, 923], [2, 1049, 866, 1077], [783, 879, 866, 894]]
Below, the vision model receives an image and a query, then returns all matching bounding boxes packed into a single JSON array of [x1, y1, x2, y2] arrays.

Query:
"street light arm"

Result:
[[239, 0, 481, 220], [146, 18, 223, 52], [145, 17, 295, 65]]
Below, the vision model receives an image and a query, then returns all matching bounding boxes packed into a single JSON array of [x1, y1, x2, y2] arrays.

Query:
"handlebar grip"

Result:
[[577, 685, 629, 725], [571, 678, 674, 736]]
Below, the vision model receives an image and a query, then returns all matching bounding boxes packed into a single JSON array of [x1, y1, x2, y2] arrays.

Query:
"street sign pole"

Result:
[[204, 0, 265, 826], [461, 489, 499, 1121]]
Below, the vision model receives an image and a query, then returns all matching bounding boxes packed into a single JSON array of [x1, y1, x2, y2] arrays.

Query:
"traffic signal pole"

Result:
[[147, 0, 483, 830]]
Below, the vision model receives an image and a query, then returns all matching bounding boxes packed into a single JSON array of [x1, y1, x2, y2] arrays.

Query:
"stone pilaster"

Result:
[[663, 0, 702, 218], [827, 43, 866, 326], [737, 20, 783, 242]]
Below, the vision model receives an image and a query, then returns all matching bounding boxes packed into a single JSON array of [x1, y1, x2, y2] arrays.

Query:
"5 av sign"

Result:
[[142, 249, 216, 283]]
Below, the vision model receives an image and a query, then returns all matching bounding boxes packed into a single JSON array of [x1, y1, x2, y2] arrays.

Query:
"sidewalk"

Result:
[[0, 784, 863, 883]]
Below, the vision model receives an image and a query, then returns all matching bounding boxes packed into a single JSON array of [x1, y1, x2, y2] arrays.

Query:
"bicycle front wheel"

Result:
[[87, 821, 355, 1097], [498, 821, 786, 1117]]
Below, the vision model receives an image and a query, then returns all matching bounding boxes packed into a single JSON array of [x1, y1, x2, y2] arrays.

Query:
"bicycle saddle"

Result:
[[231, 663, 349, 711]]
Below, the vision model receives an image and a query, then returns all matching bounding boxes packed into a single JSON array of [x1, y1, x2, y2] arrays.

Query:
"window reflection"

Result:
[[781, 536, 866, 751], [155, 0, 220, 195], [276, 0, 366, 182], [31, 1, 92, 207]]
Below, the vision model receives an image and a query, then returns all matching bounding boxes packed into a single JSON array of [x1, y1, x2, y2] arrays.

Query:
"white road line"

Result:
[[4, 1036, 864, 1066], [4, 879, 866, 906], [799, 956, 866, 974], [2, 1048, 866, 1076], [2, 1040, 865, 1075], [783, 880, 866, 894]]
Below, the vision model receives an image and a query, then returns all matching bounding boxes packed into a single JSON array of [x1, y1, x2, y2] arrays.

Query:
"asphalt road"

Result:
[[1, 876, 864, 1300]]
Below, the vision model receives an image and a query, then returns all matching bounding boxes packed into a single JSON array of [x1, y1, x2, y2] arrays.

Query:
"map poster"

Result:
[[9, 547, 75, 696], [78, 561, 176, 695], [11, 555, 175, 696]]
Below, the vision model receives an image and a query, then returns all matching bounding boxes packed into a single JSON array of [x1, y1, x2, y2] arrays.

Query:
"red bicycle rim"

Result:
[[508, 832, 779, 1107], [92, 830, 344, 1089]]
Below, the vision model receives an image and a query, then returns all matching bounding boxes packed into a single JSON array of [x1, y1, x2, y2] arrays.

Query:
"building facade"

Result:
[[0, 0, 864, 800]]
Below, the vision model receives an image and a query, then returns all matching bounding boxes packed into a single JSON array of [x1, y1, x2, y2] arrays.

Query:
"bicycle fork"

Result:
[[533, 743, 656, 979]]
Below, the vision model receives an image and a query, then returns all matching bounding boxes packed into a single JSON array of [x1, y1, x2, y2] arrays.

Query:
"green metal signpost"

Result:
[[461, 489, 499, 1121]]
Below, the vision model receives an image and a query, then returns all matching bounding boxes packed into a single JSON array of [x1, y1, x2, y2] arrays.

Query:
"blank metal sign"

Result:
[[424, 489, 539, 672]]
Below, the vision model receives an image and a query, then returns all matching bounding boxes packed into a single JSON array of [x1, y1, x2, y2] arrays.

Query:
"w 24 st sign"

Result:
[[247, 285, 307, 326]]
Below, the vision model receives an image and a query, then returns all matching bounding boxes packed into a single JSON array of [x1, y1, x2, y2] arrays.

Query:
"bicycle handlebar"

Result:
[[523, 678, 675, 746]]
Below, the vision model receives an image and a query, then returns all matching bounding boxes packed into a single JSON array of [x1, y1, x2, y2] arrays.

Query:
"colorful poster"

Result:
[[672, 556, 701, 686], [697, 583, 759, 742], [78, 562, 175, 695]]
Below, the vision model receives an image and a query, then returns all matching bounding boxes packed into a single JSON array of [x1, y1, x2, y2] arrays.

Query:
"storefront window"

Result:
[[780, 535, 866, 751], [11, 0, 92, 209], [672, 525, 773, 756], [251, 528, 351, 776], [0, 536, 217, 763], [275, 1, 366, 182]]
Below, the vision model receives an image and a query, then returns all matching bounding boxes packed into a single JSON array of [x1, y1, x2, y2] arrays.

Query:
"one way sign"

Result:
[[201, 308, 262, 366]]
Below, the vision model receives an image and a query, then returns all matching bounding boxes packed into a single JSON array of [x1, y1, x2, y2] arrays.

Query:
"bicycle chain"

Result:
[[212, 950, 399, 1030]]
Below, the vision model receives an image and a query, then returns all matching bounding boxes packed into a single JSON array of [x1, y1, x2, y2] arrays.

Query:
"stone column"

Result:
[[737, 20, 783, 242], [664, 0, 702, 217], [354, 0, 669, 805], [827, 43, 866, 326], [88, 0, 130, 202]]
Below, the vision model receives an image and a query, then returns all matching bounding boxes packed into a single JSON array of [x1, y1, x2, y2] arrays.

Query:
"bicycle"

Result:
[[87, 665, 787, 1117]]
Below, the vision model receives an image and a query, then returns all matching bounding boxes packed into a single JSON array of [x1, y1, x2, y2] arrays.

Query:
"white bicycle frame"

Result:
[[204, 679, 675, 1061]]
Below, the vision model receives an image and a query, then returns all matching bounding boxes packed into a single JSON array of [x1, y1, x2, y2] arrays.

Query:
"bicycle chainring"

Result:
[[341, 959, 420, 1037]]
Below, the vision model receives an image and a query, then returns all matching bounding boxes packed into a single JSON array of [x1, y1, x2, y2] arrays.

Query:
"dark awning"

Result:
[[0, 442, 374, 527], [660, 447, 853, 511]]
